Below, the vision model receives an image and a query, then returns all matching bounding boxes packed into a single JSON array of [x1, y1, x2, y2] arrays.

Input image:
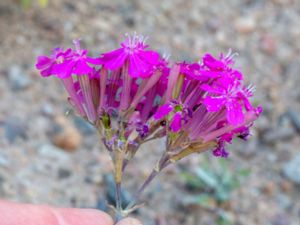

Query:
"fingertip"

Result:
[[116, 217, 142, 225], [54, 208, 114, 225]]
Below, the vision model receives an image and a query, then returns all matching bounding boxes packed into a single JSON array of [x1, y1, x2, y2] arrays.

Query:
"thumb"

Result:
[[116, 217, 142, 225]]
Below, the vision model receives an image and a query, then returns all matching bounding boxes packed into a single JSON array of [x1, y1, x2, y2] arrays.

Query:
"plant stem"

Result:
[[125, 153, 170, 211], [114, 148, 124, 221], [115, 182, 122, 211]]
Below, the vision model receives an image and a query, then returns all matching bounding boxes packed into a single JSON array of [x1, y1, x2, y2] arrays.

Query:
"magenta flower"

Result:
[[35, 47, 72, 77], [36, 40, 101, 79], [179, 62, 211, 81], [36, 35, 263, 217], [100, 33, 160, 78], [36, 35, 262, 163], [202, 75, 254, 125], [201, 51, 243, 80], [52, 40, 102, 78]]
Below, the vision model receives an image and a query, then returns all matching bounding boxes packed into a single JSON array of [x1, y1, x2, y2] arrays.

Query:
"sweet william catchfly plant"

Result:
[[36, 33, 262, 221]]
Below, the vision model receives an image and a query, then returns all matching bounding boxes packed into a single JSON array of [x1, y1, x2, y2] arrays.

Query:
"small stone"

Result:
[[8, 65, 31, 90], [51, 116, 82, 152], [57, 168, 72, 179], [234, 17, 256, 34], [4, 117, 27, 143], [287, 109, 300, 132], [262, 181, 277, 196], [283, 154, 300, 184]]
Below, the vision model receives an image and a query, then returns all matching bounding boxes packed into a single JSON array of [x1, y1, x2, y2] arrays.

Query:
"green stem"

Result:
[[125, 153, 170, 211]]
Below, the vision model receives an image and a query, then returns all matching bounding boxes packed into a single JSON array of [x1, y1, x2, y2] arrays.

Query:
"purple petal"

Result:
[[170, 112, 182, 132], [203, 96, 226, 111], [226, 100, 244, 125], [40, 67, 53, 77], [129, 54, 150, 77], [201, 84, 224, 94], [101, 48, 128, 70], [231, 70, 243, 80], [36, 56, 51, 70], [73, 60, 94, 75], [212, 142, 229, 158], [139, 50, 160, 65], [203, 54, 225, 70], [86, 57, 103, 65], [153, 104, 173, 120], [52, 61, 76, 78]]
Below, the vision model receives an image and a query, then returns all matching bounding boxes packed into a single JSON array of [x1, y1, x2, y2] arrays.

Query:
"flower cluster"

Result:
[[36, 33, 261, 218], [36, 34, 261, 159]]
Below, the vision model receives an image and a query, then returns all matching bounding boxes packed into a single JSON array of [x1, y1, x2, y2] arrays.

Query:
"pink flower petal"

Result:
[[86, 57, 103, 65], [203, 54, 225, 70], [203, 96, 226, 111], [201, 84, 223, 94], [73, 60, 93, 75], [139, 50, 160, 65], [153, 104, 173, 120], [129, 54, 150, 77], [101, 48, 128, 70], [226, 101, 244, 125], [170, 112, 182, 132], [36, 56, 51, 70]]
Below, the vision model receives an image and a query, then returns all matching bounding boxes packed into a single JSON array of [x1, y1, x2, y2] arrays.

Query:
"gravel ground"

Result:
[[0, 0, 300, 224]]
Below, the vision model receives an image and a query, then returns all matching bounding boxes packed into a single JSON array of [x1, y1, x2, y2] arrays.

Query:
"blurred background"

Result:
[[0, 0, 300, 224]]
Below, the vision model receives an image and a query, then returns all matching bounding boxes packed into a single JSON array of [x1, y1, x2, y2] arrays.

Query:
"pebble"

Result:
[[287, 109, 300, 132], [234, 17, 256, 34], [57, 168, 72, 179], [8, 65, 31, 91], [283, 154, 300, 184], [51, 116, 82, 152], [4, 117, 27, 143], [262, 181, 277, 196]]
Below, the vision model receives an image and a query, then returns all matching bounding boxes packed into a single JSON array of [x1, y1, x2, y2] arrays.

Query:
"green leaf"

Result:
[[215, 187, 230, 202], [195, 167, 218, 188]]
